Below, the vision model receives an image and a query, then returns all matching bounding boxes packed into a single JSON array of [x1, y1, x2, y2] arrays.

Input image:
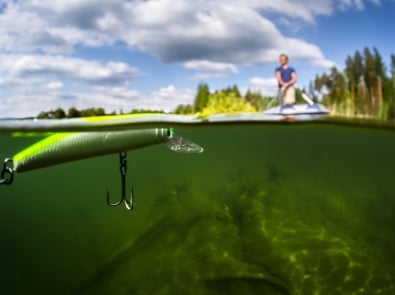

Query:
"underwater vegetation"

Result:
[[73, 164, 394, 295], [2, 124, 395, 294]]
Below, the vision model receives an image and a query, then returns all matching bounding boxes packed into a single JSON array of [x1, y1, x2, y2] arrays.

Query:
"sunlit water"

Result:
[[1, 123, 394, 294]]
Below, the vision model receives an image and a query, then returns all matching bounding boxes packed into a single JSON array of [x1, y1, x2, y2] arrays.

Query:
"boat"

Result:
[[263, 92, 329, 116], [263, 103, 329, 116]]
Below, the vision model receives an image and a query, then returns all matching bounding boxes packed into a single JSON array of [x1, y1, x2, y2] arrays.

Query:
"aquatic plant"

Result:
[[264, 161, 284, 186], [72, 169, 395, 295], [214, 170, 265, 230], [153, 179, 192, 210]]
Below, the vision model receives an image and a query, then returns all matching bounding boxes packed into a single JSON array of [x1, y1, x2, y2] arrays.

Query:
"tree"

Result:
[[174, 104, 194, 114], [199, 92, 256, 117], [386, 54, 395, 119], [231, 85, 241, 97], [308, 82, 317, 101], [193, 83, 210, 112], [52, 108, 66, 119], [353, 50, 366, 115], [363, 47, 374, 113], [345, 55, 356, 110], [244, 89, 265, 111], [67, 107, 81, 118], [312, 47, 395, 119], [391, 54, 395, 77], [37, 111, 50, 119]]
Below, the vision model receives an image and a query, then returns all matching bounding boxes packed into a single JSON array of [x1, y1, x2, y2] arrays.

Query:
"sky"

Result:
[[0, 0, 394, 118]]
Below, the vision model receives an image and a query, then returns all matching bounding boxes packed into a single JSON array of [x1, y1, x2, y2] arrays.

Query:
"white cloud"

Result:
[[184, 60, 238, 74], [337, 0, 380, 11], [0, 83, 194, 118], [0, 0, 364, 65], [42, 81, 64, 90], [1, 0, 376, 70], [149, 85, 195, 111], [0, 54, 140, 117], [249, 77, 278, 96], [0, 54, 138, 86], [184, 60, 238, 79]]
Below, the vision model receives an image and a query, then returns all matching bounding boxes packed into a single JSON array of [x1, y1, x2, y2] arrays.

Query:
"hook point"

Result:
[[124, 186, 134, 210]]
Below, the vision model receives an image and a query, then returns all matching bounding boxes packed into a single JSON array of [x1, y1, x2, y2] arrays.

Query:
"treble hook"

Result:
[[0, 158, 14, 186], [106, 152, 134, 210]]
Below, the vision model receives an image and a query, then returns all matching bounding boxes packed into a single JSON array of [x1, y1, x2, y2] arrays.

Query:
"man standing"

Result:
[[275, 54, 297, 105]]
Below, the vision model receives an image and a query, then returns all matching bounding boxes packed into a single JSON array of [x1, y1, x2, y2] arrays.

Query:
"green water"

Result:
[[1, 123, 395, 294]]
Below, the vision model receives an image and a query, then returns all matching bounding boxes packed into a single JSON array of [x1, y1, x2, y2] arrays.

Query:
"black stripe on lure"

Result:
[[1, 128, 203, 210]]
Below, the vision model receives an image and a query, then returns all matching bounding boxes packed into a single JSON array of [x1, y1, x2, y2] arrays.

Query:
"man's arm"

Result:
[[282, 71, 297, 89], [289, 71, 297, 86], [275, 70, 284, 86]]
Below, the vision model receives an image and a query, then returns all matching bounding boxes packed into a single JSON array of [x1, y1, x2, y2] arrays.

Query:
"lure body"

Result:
[[13, 128, 172, 173]]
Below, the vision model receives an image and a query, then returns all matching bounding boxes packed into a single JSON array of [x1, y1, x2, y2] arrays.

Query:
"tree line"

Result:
[[37, 85, 268, 119], [36, 107, 164, 119], [37, 107, 107, 119], [310, 47, 395, 119]]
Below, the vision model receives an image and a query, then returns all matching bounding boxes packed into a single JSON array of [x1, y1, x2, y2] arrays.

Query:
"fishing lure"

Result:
[[1, 128, 204, 209]]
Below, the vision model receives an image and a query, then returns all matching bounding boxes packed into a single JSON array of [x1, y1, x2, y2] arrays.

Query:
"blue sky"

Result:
[[0, 0, 393, 118]]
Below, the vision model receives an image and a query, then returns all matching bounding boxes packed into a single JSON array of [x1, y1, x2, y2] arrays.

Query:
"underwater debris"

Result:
[[215, 170, 267, 231], [264, 161, 284, 185], [153, 180, 191, 207], [209, 171, 293, 293], [227, 169, 261, 197]]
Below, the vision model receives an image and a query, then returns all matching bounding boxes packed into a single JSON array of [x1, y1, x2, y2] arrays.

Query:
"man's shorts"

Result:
[[280, 86, 295, 105]]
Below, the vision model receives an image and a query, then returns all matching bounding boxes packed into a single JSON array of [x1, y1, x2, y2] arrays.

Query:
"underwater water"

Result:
[[1, 123, 395, 294]]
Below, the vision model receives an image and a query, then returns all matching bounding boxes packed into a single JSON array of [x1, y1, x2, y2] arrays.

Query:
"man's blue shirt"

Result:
[[276, 66, 295, 86]]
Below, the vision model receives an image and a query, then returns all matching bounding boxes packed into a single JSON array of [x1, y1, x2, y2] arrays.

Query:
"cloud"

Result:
[[0, 0, 369, 66], [0, 54, 140, 117], [0, 54, 138, 86], [249, 77, 278, 96], [42, 81, 64, 90], [184, 60, 238, 74], [184, 60, 238, 79], [337, 0, 381, 11], [149, 85, 195, 111], [81, 84, 194, 114], [0, 82, 194, 118]]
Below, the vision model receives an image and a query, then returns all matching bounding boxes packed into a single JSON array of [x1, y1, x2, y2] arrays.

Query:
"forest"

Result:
[[37, 47, 395, 120], [310, 47, 395, 119]]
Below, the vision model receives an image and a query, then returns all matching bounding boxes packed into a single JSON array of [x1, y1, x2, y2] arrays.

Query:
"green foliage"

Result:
[[174, 104, 194, 115], [67, 107, 81, 118], [386, 54, 395, 119], [219, 84, 242, 97], [174, 84, 267, 115], [314, 46, 395, 119], [37, 108, 66, 119], [245, 89, 266, 111], [36, 106, 164, 119], [193, 83, 210, 112], [79, 108, 106, 117], [199, 92, 256, 117], [128, 109, 164, 114]]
